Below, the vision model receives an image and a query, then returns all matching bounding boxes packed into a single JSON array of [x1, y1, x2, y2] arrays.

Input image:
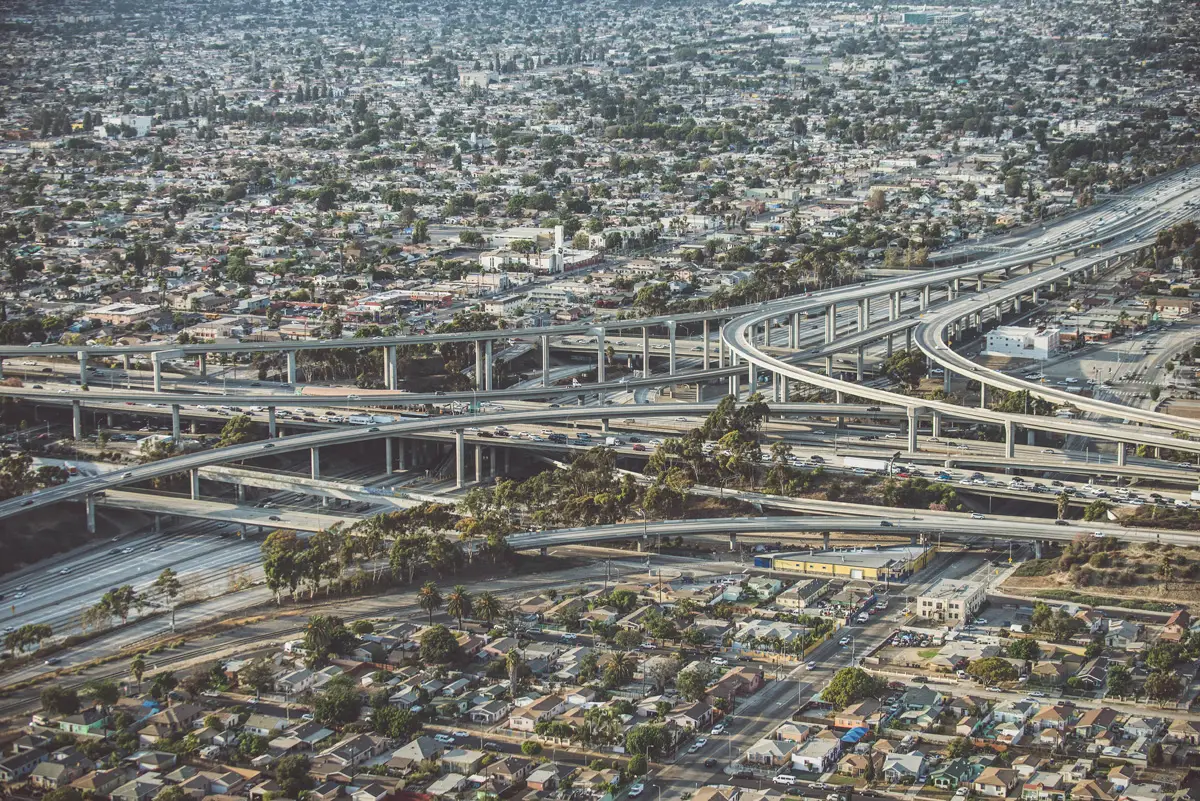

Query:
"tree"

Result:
[[303, 615, 354, 666], [411, 218, 430, 244], [217, 414, 255, 447], [1006, 638, 1041, 661], [131, 653, 147, 688], [823, 668, 885, 710], [275, 755, 314, 799], [967, 657, 1018, 685], [1148, 742, 1164, 767], [475, 591, 503, 625], [625, 723, 667, 757], [946, 736, 972, 759], [152, 568, 183, 632], [239, 659, 276, 696], [1056, 492, 1070, 521], [1145, 670, 1181, 702], [419, 624, 461, 664], [676, 667, 712, 702], [1106, 663, 1132, 698], [156, 786, 187, 801], [40, 685, 80, 715], [446, 585, 472, 630], [84, 679, 120, 707], [521, 741, 543, 756], [373, 704, 420, 740], [417, 582, 443, 625], [506, 649, 525, 695], [614, 629, 643, 651], [603, 651, 637, 688], [314, 675, 362, 724], [44, 790, 83, 801]]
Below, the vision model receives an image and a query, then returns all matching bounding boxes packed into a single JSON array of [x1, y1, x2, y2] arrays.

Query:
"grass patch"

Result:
[[1033, 589, 1178, 612], [1013, 558, 1060, 577], [918, 649, 940, 659]]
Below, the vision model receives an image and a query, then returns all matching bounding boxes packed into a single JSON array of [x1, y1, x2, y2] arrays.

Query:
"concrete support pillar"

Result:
[[475, 444, 483, 484], [980, 383, 989, 409], [718, 327, 726, 369], [747, 362, 757, 393], [772, 371, 780, 403], [541, 335, 551, 387], [1027, 430, 1036, 446], [397, 438, 407, 470], [702, 319, 710, 369], [667, 321, 677, 376], [822, 532, 831, 550], [268, 406, 277, 438], [825, 304, 836, 345], [199, 353, 207, 377], [386, 346, 398, 390], [504, 448, 510, 474], [943, 369, 952, 394], [905, 328, 913, 352], [601, 418, 610, 433], [190, 469, 200, 500], [78, 350, 88, 388], [171, 404, 181, 441], [856, 345, 865, 382], [72, 400, 82, 440], [728, 374, 738, 397], [641, 326, 650, 375], [1004, 420, 1016, 459], [236, 484, 246, 504], [907, 408, 919, 453], [122, 354, 130, 371], [1117, 445, 1127, 467], [1033, 541, 1043, 559], [890, 292, 900, 321], [286, 351, 297, 385], [153, 358, 163, 392], [781, 375, 789, 403], [931, 411, 942, 439], [86, 494, 96, 534], [825, 355, 834, 376], [386, 437, 394, 476], [886, 333, 893, 357], [484, 340, 493, 392], [475, 341, 484, 390], [857, 298, 867, 332], [1014, 296, 1022, 315], [977, 276, 984, 292], [311, 447, 320, 480], [920, 285, 930, 310], [728, 533, 738, 551], [791, 311, 802, 349], [595, 331, 606, 384], [455, 429, 466, 489], [489, 446, 497, 478]]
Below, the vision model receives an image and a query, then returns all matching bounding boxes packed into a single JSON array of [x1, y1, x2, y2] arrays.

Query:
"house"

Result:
[[883, 752, 926, 783], [932, 757, 986, 789], [1074, 657, 1109, 690], [668, 702, 715, 731], [1070, 780, 1115, 801], [243, 714, 290, 738], [30, 749, 94, 790], [508, 695, 566, 732], [1167, 718, 1200, 746], [745, 739, 796, 768], [470, 699, 512, 725], [70, 768, 125, 797], [1031, 704, 1072, 732], [0, 747, 47, 782], [1106, 620, 1140, 649], [527, 763, 568, 792], [1108, 765, 1136, 792], [426, 773, 468, 797], [1161, 610, 1190, 642], [112, 774, 165, 801], [318, 734, 391, 768], [1075, 707, 1120, 740], [1022, 772, 1068, 801], [708, 665, 764, 705], [974, 767, 1021, 798], [386, 737, 444, 773], [1029, 661, 1069, 687], [480, 756, 534, 792], [352, 783, 391, 801], [442, 749, 486, 775], [137, 703, 203, 744], [60, 707, 109, 735], [835, 699, 881, 730], [1124, 717, 1164, 739], [791, 736, 841, 773]]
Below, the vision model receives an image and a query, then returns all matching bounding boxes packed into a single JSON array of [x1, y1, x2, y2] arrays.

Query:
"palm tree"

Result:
[[131, 653, 146, 690], [605, 650, 637, 686], [446, 585, 473, 630], [506, 649, 525, 696], [417, 581, 443, 625], [475, 591, 503, 627]]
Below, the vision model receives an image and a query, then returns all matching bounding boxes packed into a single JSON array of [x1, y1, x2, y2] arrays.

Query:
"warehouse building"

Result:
[[753, 545, 933, 582]]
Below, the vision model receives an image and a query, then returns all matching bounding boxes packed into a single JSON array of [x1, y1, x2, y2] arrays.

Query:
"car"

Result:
[[971, 513, 984, 520], [1028, 691, 1046, 698], [1092, 531, 1106, 538], [839, 636, 851, 646], [865, 406, 881, 412], [986, 686, 1003, 692], [269, 515, 282, 521], [628, 784, 645, 798], [812, 783, 829, 791], [688, 743, 703, 754], [772, 775, 797, 786], [712, 724, 725, 735], [59, 567, 72, 575], [879, 520, 893, 527], [674, 417, 688, 422], [805, 661, 817, 670], [955, 789, 969, 798], [434, 734, 455, 744], [13, 592, 26, 600], [704, 758, 717, 768], [200, 689, 221, 698], [1041, 448, 1055, 454], [1054, 519, 1069, 526], [484, 742, 501, 751], [975, 618, 987, 625], [44, 657, 61, 665], [711, 656, 728, 666], [149, 545, 162, 552], [122, 471, 134, 478], [695, 737, 709, 747], [262, 443, 275, 449], [452, 730, 469, 738]]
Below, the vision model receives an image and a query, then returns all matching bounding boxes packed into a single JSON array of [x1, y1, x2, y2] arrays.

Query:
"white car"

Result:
[[805, 661, 817, 670], [712, 724, 725, 735], [434, 734, 455, 744], [695, 737, 709, 748], [628, 784, 645, 798], [772, 775, 797, 786], [711, 657, 729, 666], [971, 513, 984, 520]]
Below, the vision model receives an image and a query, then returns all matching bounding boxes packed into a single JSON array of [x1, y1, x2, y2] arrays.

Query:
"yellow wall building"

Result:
[[758, 544, 934, 582]]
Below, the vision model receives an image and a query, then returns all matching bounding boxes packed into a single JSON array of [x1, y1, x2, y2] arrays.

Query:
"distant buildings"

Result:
[[985, 326, 1061, 360], [915, 579, 987, 624]]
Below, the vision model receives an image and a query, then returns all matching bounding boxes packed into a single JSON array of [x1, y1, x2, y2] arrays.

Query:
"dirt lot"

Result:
[[1002, 539, 1200, 607]]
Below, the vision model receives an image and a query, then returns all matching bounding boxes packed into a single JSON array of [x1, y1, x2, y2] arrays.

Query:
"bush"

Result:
[[521, 741, 543, 756]]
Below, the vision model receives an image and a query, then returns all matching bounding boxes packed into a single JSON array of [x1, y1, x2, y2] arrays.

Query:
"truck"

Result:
[[372, 415, 395, 424], [605, 436, 621, 446], [843, 456, 889, 473], [348, 415, 375, 425]]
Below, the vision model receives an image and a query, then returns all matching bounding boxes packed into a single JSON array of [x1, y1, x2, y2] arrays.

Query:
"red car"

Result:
[[632, 444, 646, 452]]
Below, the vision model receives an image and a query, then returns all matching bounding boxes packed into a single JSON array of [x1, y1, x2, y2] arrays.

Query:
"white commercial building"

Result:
[[915, 579, 986, 624], [984, 325, 1060, 360]]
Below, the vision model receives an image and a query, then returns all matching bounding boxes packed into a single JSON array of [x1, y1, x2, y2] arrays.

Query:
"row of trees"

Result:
[[80, 569, 182, 633]]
